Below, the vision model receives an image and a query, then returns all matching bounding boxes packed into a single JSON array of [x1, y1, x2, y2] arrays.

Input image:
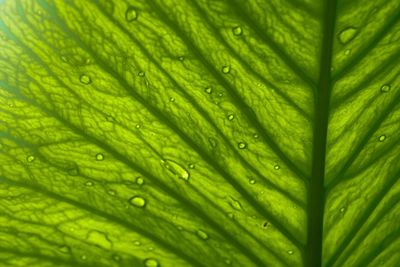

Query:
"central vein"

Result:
[[306, 0, 337, 266]]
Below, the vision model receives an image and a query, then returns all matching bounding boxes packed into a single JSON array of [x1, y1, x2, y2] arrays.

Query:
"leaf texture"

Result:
[[0, 0, 399, 266]]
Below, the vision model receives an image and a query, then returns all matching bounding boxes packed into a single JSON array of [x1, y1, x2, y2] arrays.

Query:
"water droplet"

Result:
[[133, 240, 141, 246], [59, 245, 70, 253], [227, 114, 234, 121], [196, 230, 209, 240], [125, 7, 138, 22], [221, 65, 231, 74], [338, 27, 357, 44], [135, 124, 141, 129], [67, 166, 79, 176], [138, 71, 145, 77], [79, 74, 92, 85], [26, 155, 35, 162], [107, 189, 116, 196], [238, 142, 247, 149], [263, 221, 270, 228], [232, 26, 243, 36], [136, 177, 144, 185], [188, 163, 195, 169], [204, 87, 212, 94], [253, 133, 259, 139], [344, 49, 351, 55], [274, 164, 280, 170], [287, 250, 294, 255], [218, 92, 224, 97], [96, 153, 104, 161], [380, 84, 391, 93], [81, 255, 87, 260], [161, 159, 190, 181], [228, 197, 243, 211], [169, 97, 175, 102], [340, 207, 346, 213], [85, 181, 94, 186], [178, 56, 185, 61], [249, 179, 256, 184], [378, 135, 386, 142], [144, 258, 159, 267], [86, 230, 112, 249], [129, 196, 146, 207]]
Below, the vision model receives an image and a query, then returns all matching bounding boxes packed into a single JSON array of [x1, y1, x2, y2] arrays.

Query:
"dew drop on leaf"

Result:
[[161, 159, 190, 181], [204, 87, 212, 94], [232, 26, 243, 36], [196, 230, 209, 240], [238, 142, 247, 149], [138, 71, 145, 77], [81, 255, 87, 260], [96, 153, 105, 161], [253, 133, 259, 139], [133, 240, 141, 246], [79, 74, 92, 85], [135, 124, 141, 129], [67, 166, 79, 176], [228, 197, 243, 210], [344, 49, 351, 55], [227, 114, 234, 121], [338, 27, 357, 44], [26, 155, 35, 162], [188, 163, 195, 169], [86, 230, 112, 249], [85, 181, 94, 187], [221, 65, 231, 74], [340, 207, 346, 213], [274, 164, 280, 170], [136, 177, 144, 185], [129, 196, 146, 207], [249, 179, 256, 184], [178, 56, 185, 61], [378, 135, 386, 142], [58, 245, 70, 253], [169, 97, 175, 102], [287, 250, 294, 255], [125, 6, 138, 22], [380, 84, 391, 93], [144, 258, 159, 267]]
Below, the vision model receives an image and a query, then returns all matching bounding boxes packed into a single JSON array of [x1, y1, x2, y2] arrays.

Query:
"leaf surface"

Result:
[[0, 0, 399, 266]]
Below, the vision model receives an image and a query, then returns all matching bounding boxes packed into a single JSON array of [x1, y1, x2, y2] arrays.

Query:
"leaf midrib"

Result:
[[306, 0, 337, 266]]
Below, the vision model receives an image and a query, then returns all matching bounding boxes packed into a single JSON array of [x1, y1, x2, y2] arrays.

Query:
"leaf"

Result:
[[0, 0, 399, 266]]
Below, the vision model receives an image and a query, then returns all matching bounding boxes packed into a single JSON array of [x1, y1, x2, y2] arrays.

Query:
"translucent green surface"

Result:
[[0, 0, 399, 266]]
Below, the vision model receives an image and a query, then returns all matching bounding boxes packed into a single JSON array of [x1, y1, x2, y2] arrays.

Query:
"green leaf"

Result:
[[0, 0, 399, 266]]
